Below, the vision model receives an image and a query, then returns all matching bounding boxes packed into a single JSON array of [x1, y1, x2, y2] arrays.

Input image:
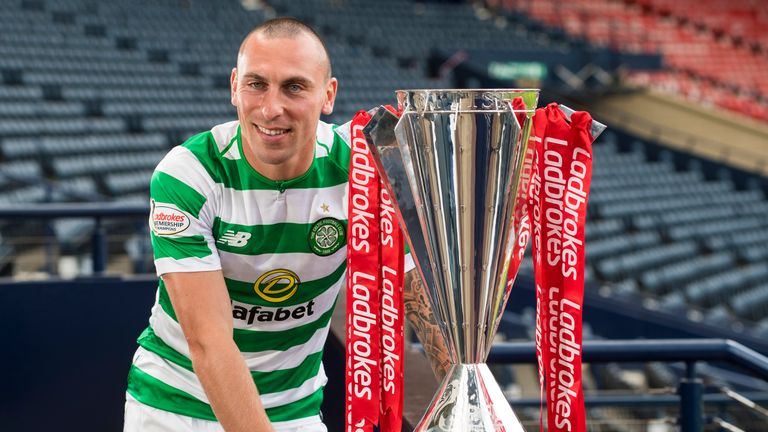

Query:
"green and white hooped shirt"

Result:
[[127, 120, 351, 425]]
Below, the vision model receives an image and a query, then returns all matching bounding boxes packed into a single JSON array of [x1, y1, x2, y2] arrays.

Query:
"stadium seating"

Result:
[[493, 0, 768, 122], [1, 0, 764, 333], [585, 132, 768, 323]]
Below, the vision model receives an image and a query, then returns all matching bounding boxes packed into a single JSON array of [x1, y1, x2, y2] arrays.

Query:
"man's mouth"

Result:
[[256, 125, 290, 136]]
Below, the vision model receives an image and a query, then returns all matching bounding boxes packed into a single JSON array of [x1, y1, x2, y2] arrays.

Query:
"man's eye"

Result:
[[248, 81, 266, 89], [287, 84, 303, 93]]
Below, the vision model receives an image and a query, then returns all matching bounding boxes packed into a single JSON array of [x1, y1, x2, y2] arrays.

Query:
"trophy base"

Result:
[[414, 363, 526, 432]]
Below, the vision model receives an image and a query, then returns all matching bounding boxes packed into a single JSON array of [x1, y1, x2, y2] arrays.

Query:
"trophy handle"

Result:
[[560, 104, 607, 139]]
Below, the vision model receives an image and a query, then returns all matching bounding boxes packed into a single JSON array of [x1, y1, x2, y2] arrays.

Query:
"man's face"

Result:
[[231, 32, 337, 180]]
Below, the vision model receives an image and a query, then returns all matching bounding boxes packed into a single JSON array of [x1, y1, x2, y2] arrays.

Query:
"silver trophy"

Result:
[[364, 89, 539, 431]]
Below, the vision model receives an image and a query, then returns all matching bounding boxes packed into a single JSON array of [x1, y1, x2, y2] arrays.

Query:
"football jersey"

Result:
[[127, 119, 351, 425]]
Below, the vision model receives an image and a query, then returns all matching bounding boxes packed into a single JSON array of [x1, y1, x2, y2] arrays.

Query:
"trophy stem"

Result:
[[415, 363, 526, 432]]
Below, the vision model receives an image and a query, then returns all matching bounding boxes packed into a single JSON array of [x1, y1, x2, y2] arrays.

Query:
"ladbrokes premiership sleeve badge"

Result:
[[149, 199, 191, 236]]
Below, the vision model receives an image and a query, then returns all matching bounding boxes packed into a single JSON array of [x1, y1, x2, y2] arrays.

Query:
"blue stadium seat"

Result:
[[640, 252, 735, 295], [685, 263, 768, 307], [730, 283, 768, 321], [596, 242, 699, 280]]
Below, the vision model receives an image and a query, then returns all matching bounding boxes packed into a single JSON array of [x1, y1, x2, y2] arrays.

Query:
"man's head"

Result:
[[231, 18, 337, 181]]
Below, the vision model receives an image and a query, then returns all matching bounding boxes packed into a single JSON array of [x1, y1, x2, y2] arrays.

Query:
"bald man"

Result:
[[123, 18, 341, 432], [124, 17, 451, 432]]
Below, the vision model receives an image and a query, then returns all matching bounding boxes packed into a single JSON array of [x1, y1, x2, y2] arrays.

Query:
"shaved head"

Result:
[[230, 16, 338, 181], [238, 17, 332, 79]]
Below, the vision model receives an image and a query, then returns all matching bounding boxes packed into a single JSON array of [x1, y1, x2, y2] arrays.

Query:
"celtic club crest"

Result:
[[308, 217, 345, 256]]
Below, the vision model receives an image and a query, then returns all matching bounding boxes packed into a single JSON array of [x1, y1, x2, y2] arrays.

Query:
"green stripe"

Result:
[[213, 219, 347, 255], [151, 171, 207, 218], [254, 351, 323, 394], [182, 129, 348, 191], [157, 280, 177, 321], [225, 260, 346, 306], [151, 233, 212, 260], [266, 387, 324, 422], [127, 365, 324, 422], [137, 326, 324, 394], [310, 155, 349, 188], [137, 326, 189, 368], [233, 304, 335, 352], [127, 364, 217, 421]]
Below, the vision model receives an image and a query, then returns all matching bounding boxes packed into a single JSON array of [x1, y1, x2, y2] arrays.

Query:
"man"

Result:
[[124, 17, 449, 432]]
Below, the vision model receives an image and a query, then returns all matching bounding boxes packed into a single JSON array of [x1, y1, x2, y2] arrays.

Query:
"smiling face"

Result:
[[231, 31, 337, 181]]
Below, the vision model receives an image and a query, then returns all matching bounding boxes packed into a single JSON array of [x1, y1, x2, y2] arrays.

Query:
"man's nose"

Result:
[[260, 89, 284, 120]]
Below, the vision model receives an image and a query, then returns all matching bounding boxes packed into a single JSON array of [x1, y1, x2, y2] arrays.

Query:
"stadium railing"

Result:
[[486, 339, 768, 432], [0, 202, 148, 274], [2, 206, 768, 430]]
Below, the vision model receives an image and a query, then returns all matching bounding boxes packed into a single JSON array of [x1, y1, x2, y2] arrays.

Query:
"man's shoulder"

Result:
[[155, 120, 239, 185], [181, 120, 240, 160], [316, 120, 351, 170]]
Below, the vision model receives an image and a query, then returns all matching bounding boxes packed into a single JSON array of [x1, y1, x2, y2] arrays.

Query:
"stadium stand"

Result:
[[490, 0, 768, 123], [1, 0, 767, 430]]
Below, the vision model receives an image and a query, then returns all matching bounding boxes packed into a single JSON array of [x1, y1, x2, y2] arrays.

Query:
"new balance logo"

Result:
[[218, 230, 252, 247]]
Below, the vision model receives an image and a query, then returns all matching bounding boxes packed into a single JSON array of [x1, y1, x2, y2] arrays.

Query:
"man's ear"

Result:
[[321, 78, 338, 115], [230, 68, 238, 107]]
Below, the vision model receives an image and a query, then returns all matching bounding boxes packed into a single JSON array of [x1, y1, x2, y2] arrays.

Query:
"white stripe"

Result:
[[125, 394, 325, 432], [133, 347, 327, 411], [315, 143, 328, 158], [150, 301, 334, 371], [316, 121, 336, 147], [149, 303, 192, 357], [260, 365, 327, 408], [154, 251, 221, 276], [133, 346, 210, 403], [271, 415, 325, 432], [404, 252, 415, 272], [155, 146, 217, 202], [224, 140, 241, 160], [219, 250, 345, 284], [333, 120, 352, 148], [210, 120, 239, 154], [243, 325, 330, 372], [218, 183, 347, 226], [231, 278, 340, 331]]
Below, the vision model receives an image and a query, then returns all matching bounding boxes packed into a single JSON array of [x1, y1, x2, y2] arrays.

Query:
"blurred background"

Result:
[[0, 0, 767, 430]]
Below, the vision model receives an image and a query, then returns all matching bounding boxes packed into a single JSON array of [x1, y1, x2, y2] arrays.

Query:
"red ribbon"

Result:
[[529, 107, 549, 432], [507, 103, 592, 432], [346, 110, 404, 432], [507, 96, 540, 291], [534, 103, 592, 432], [379, 180, 404, 432], [346, 110, 380, 432]]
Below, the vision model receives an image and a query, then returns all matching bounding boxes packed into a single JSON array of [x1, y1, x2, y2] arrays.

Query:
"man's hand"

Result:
[[163, 270, 275, 432], [402, 269, 452, 382]]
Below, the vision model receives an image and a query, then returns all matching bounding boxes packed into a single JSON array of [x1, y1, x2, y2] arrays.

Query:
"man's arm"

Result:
[[163, 270, 275, 432], [402, 269, 452, 382]]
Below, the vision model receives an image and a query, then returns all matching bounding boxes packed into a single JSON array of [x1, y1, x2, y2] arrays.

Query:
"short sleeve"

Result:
[[148, 146, 221, 276], [403, 241, 415, 273]]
